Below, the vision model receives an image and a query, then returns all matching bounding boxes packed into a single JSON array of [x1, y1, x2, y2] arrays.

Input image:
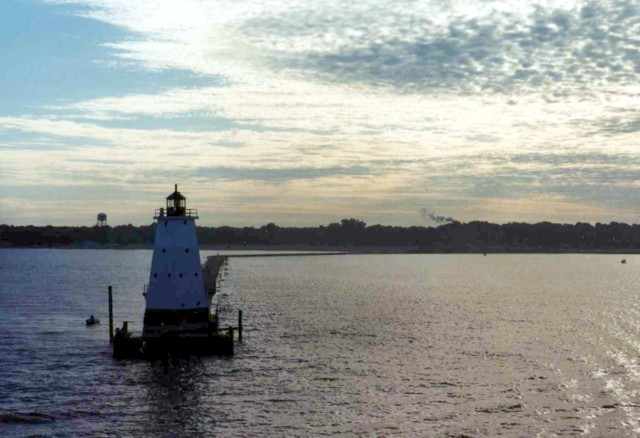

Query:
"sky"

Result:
[[0, 0, 638, 227]]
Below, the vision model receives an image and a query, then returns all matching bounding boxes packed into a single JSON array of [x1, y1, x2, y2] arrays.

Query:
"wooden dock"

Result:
[[110, 255, 240, 359]]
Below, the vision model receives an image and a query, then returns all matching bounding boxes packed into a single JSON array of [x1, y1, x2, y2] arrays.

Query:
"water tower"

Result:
[[96, 212, 108, 227]]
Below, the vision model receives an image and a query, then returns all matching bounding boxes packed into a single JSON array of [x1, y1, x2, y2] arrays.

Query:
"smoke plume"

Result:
[[421, 208, 457, 224]]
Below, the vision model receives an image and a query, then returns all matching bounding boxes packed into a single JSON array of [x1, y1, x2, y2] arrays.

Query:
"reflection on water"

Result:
[[1, 250, 640, 436], [141, 360, 218, 437]]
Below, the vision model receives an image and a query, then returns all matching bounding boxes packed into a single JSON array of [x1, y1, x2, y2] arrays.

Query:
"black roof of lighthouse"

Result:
[[166, 184, 186, 201]]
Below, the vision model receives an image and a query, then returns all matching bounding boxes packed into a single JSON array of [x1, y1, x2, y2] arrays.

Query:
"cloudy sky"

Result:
[[1, 0, 638, 226]]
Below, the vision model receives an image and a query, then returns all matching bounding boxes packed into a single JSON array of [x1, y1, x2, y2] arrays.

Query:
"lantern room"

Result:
[[166, 184, 186, 216]]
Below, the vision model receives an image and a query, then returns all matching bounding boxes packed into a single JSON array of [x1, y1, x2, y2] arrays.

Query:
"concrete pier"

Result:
[[202, 255, 227, 298]]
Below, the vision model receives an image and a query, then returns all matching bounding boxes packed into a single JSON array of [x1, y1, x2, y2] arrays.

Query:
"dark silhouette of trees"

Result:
[[2, 220, 640, 252]]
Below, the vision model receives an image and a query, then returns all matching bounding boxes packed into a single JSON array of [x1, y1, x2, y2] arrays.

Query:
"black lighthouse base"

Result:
[[112, 320, 235, 359]]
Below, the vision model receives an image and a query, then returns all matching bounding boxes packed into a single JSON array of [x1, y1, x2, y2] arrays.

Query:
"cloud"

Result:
[[597, 116, 640, 135], [47, 1, 639, 97], [422, 151, 640, 210], [192, 164, 376, 182], [241, 0, 640, 96], [1, 0, 637, 226]]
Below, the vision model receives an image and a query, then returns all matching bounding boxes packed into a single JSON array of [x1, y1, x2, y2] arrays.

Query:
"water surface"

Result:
[[1, 250, 639, 436]]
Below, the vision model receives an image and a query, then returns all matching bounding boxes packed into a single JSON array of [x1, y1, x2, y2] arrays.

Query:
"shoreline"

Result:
[[2, 244, 640, 254]]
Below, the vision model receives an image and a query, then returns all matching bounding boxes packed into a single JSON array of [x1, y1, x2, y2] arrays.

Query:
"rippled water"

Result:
[[1, 249, 640, 436]]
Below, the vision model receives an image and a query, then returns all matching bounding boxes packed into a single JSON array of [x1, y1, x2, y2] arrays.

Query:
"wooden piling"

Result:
[[238, 310, 243, 343], [108, 286, 114, 343]]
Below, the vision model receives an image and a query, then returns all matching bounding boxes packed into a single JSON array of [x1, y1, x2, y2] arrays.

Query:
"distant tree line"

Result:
[[2, 219, 640, 251]]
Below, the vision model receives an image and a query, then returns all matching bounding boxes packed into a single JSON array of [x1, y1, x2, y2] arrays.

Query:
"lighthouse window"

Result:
[[164, 221, 168, 227], [162, 248, 166, 253], [194, 272, 199, 277], [179, 200, 186, 207], [153, 273, 157, 278], [179, 273, 183, 278], [183, 220, 187, 225], [185, 248, 189, 253], [197, 301, 200, 306], [168, 273, 172, 278], [167, 199, 175, 208]]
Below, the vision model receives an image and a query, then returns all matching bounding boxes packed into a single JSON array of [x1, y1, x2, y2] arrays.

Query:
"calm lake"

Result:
[[1, 249, 639, 436]]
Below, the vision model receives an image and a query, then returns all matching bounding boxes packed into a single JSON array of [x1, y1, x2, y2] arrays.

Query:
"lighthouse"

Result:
[[143, 185, 210, 339]]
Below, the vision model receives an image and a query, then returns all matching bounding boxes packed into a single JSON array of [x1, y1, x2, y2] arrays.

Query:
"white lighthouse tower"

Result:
[[143, 185, 210, 339]]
